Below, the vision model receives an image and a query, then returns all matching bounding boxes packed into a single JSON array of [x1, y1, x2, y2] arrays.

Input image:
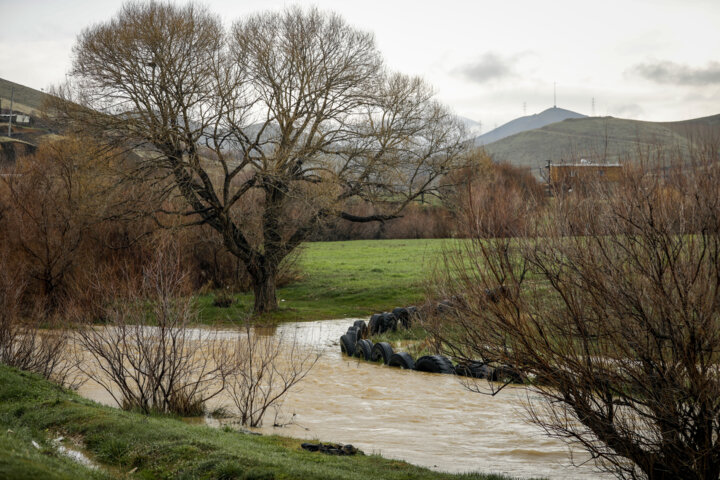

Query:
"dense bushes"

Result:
[[440, 150, 545, 238], [0, 137, 303, 316], [314, 150, 545, 241], [0, 139, 543, 316], [314, 202, 456, 241]]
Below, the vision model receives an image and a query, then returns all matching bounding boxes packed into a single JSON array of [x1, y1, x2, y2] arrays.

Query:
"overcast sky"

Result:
[[1, 0, 718, 131]]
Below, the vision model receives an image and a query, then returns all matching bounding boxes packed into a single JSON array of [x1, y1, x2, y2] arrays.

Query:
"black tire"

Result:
[[368, 314, 383, 335], [392, 307, 410, 329], [346, 328, 358, 345], [388, 352, 415, 370], [415, 355, 455, 374], [347, 325, 359, 336], [373, 313, 387, 335], [370, 342, 393, 365], [353, 339, 373, 360], [353, 320, 368, 339], [340, 334, 356, 356], [455, 361, 491, 379], [380, 313, 397, 333], [436, 300, 454, 314]]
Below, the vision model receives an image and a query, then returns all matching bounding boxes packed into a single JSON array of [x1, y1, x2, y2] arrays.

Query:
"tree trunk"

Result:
[[251, 267, 278, 314]]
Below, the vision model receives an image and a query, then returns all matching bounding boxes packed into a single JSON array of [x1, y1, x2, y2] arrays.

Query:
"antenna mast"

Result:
[[8, 87, 14, 138], [523, 101, 527, 116], [553, 82, 557, 108], [592, 97, 596, 116]]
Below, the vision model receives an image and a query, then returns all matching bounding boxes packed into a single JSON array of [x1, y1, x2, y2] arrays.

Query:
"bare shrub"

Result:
[[0, 138, 104, 311], [315, 201, 456, 240], [440, 150, 545, 238], [0, 135, 158, 317], [432, 145, 720, 479], [228, 323, 319, 427], [76, 247, 233, 415], [0, 259, 77, 386]]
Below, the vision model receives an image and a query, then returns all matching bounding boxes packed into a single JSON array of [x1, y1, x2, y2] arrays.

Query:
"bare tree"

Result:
[[432, 144, 720, 480], [64, 3, 467, 312], [227, 323, 319, 427], [76, 246, 233, 415]]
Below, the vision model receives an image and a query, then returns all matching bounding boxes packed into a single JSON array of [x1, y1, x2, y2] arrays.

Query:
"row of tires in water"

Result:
[[340, 317, 522, 382], [366, 307, 419, 335]]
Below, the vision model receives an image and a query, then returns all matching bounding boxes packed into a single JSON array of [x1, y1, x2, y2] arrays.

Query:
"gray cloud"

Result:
[[630, 60, 720, 86], [455, 53, 516, 84]]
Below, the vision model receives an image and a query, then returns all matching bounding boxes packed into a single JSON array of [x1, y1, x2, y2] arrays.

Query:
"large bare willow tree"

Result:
[[65, 2, 466, 312]]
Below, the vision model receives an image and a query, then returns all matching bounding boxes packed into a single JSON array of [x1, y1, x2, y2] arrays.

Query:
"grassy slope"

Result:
[[484, 114, 720, 171], [0, 77, 49, 114], [198, 239, 447, 323], [0, 365, 522, 480]]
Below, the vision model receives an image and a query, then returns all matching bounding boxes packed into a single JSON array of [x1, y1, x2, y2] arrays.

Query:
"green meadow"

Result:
[[198, 239, 451, 324]]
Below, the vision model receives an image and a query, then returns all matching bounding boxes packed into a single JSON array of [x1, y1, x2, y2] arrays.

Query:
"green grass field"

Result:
[[198, 239, 450, 324], [0, 365, 523, 480]]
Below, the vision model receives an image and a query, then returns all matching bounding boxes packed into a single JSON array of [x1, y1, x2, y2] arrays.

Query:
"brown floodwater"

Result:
[[76, 319, 610, 479]]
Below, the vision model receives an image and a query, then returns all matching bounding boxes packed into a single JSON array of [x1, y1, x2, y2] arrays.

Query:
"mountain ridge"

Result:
[[482, 113, 720, 176], [473, 107, 587, 146]]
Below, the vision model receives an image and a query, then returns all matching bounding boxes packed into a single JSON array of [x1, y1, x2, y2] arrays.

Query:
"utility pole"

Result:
[[553, 82, 557, 108], [8, 87, 14, 138], [592, 97, 596, 117], [523, 101, 527, 116]]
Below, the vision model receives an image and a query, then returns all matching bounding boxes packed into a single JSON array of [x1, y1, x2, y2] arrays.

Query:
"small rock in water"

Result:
[[301, 442, 363, 456]]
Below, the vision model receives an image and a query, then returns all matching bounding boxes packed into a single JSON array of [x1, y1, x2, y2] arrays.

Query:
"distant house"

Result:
[[548, 160, 623, 190], [0, 113, 31, 125]]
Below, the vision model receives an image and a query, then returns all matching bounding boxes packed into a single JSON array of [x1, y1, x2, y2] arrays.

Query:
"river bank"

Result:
[[0, 364, 527, 480], [73, 319, 609, 479]]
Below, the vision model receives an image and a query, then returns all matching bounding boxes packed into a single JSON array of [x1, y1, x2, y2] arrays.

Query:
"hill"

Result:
[[0, 77, 51, 114], [482, 114, 720, 175], [458, 115, 483, 138], [0, 78, 63, 164], [473, 107, 586, 146]]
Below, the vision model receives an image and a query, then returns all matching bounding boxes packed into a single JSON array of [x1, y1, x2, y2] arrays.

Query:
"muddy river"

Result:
[[77, 319, 610, 479]]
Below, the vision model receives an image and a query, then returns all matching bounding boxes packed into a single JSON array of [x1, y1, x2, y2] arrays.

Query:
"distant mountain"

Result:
[[481, 114, 720, 176], [473, 107, 587, 146], [458, 116, 484, 139]]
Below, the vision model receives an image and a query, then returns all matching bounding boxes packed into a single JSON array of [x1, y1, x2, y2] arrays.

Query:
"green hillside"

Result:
[[483, 114, 720, 174], [0, 77, 51, 114]]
